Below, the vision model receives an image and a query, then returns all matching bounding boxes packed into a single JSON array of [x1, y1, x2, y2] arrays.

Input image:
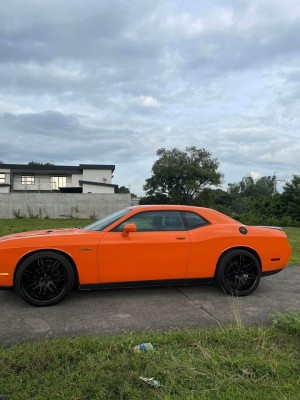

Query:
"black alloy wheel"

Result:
[[15, 251, 74, 306], [215, 249, 261, 296]]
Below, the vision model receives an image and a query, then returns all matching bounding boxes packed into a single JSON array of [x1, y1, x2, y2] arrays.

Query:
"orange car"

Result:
[[0, 205, 291, 306]]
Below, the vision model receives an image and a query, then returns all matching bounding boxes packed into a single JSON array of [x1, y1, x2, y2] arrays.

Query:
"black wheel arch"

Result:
[[13, 249, 79, 287], [215, 246, 262, 277]]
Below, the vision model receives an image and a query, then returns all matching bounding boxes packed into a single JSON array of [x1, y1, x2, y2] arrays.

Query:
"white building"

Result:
[[0, 164, 118, 194]]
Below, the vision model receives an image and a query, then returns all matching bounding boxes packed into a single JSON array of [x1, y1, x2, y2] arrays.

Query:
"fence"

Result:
[[0, 193, 131, 219]]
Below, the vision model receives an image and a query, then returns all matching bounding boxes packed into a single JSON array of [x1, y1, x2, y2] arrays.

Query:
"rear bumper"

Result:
[[0, 285, 13, 290], [261, 268, 283, 277]]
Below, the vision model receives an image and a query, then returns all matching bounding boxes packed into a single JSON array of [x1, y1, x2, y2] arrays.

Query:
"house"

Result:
[[0, 164, 118, 194]]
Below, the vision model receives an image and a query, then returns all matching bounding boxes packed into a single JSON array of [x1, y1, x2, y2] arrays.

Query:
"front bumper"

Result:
[[0, 285, 13, 290]]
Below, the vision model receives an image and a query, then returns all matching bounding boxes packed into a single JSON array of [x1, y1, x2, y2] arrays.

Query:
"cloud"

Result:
[[137, 96, 160, 108], [0, 0, 300, 195]]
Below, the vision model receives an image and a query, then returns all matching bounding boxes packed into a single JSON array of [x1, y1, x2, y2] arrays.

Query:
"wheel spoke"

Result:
[[239, 254, 243, 266], [244, 261, 254, 270], [225, 271, 236, 278], [50, 260, 61, 272], [37, 258, 46, 274], [25, 282, 39, 290], [232, 276, 239, 289], [23, 271, 34, 278], [49, 282, 59, 294], [52, 276, 67, 283], [227, 259, 236, 267]]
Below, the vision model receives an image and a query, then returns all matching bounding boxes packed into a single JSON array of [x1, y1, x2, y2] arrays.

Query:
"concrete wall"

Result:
[[0, 193, 131, 219]]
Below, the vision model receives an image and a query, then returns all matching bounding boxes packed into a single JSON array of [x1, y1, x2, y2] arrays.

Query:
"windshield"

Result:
[[84, 208, 131, 231]]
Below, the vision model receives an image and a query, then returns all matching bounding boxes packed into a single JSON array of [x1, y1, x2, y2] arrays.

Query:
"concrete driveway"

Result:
[[1, 265, 299, 345]]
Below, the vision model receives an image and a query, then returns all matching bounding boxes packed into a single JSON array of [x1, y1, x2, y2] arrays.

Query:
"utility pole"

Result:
[[273, 172, 285, 195]]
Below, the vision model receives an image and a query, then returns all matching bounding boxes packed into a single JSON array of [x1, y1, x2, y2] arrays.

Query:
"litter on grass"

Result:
[[133, 343, 155, 352], [139, 376, 161, 387]]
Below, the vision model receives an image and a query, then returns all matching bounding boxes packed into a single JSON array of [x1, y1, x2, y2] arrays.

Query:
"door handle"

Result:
[[176, 237, 186, 240]]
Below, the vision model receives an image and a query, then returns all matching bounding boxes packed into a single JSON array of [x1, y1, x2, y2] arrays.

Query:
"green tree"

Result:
[[115, 186, 137, 198], [143, 147, 223, 205], [281, 175, 300, 222], [228, 175, 275, 197], [28, 161, 54, 166], [116, 186, 130, 194]]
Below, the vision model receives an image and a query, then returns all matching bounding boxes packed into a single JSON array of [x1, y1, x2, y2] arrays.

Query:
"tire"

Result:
[[215, 249, 261, 296], [15, 251, 75, 306]]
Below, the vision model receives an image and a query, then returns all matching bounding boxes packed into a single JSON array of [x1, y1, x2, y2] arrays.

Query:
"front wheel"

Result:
[[215, 249, 261, 296], [15, 251, 74, 306]]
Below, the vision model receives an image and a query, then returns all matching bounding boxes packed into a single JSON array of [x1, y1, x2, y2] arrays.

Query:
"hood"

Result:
[[0, 228, 79, 241]]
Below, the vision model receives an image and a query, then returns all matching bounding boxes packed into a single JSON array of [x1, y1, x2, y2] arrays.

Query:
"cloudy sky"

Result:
[[0, 0, 300, 195]]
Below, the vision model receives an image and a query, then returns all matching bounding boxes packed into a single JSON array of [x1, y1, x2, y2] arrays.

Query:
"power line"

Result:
[[273, 171, 285, 195]]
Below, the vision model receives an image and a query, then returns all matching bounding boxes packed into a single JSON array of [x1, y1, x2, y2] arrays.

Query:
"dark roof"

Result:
[[79, 180, 118, 188], [0, 164, 115, 172]]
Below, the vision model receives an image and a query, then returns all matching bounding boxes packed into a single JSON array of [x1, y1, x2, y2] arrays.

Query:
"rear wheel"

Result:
[[215, 249, 261, 296], [15, 251, 74, 306]]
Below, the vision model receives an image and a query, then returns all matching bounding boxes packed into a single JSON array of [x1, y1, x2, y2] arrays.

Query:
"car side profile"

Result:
[[0, 205, 292, 306]]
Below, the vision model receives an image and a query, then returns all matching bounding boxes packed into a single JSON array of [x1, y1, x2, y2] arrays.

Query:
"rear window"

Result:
[[181, 211, 210, 230]]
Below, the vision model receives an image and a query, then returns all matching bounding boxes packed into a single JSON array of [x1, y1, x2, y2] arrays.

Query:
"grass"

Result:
[[0, 219, 94, 237], [0, 219, 299, 264], [283, 227, 300, 264], [0, 312, 299, 400]]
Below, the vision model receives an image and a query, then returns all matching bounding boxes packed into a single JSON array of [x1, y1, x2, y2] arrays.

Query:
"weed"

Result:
[[12, 209, 26, 219], [270, 310, 300, 334]]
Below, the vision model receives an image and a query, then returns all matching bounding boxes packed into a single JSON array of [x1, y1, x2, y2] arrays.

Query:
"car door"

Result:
[[98, 210, 191, 283]]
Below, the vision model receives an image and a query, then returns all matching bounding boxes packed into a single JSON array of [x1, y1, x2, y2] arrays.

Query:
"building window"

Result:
[[50, 176, 67, 190], [0, 173, 5, 183], [21, 175, 35, 185]]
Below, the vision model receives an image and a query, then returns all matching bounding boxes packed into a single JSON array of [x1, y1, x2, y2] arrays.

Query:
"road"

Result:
[[1, 265, 299, 345]]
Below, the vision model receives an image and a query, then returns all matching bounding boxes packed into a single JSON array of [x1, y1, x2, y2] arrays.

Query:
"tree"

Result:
[[28, 162, 55, 166], [228, 175, 275, 197], [281, 175, 300, 222], [115, 186, 137, 198], [143, 147, 223, 205], [116, 186, 130, 194]]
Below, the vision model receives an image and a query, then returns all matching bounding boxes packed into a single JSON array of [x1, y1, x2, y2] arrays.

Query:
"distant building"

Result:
[[0, 164, 118, 194]]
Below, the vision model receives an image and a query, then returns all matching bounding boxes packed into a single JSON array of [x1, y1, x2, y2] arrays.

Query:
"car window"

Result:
[[181, 211, 210, 230], [113, 211, 186, 232]]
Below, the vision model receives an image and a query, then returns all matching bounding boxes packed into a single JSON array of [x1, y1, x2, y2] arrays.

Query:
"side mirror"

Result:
[[121, 223, 137, 237]]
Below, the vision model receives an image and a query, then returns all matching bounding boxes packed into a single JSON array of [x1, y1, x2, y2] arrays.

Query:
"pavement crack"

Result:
[[173, 286, 195, 302], [199, 306, 223, 325], [173, 286, 223, 325]]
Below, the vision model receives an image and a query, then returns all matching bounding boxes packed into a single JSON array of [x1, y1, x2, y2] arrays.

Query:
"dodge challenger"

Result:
[[0, 205, 291, 306]]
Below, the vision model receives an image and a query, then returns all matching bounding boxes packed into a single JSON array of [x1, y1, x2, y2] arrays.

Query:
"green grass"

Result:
[[283, 227, 300, 264], [0, 219, 299, 264], [0, 219, 94, 237], [0, 312, 299, 400]]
